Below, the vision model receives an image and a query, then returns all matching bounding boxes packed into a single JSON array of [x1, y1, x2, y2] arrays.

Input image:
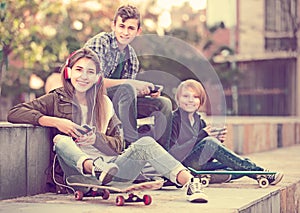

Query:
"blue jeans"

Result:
[[182, 137, 264, 179], [54, 135, 90, 177], [137, 95, 172, 150], [113, 136, 184, 183], [107, 84, 138, 144], [107, 84, 172, 149], [54, 135, 185, 184]]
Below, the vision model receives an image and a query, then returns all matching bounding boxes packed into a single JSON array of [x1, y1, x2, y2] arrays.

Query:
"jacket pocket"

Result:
[[56, 102, 73, 118]]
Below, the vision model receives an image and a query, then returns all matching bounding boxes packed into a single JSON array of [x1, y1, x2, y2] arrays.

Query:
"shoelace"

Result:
[[182, 179, 202, 193], [192, 181, 202, 192], [93, 156, 105, 171], [264, 169, 275, 181]]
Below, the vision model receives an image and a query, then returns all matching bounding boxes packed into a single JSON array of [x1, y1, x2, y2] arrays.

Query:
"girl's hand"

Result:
[[52, 117, 86, 139], [75, 127, 96, 146]]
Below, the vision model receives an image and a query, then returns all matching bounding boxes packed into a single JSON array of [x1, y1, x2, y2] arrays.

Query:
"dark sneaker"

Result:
[[92, 157, 119, 185], [186, 177, 208, 203], [265, 171, 284, 185], [162, 178, 182, 188]]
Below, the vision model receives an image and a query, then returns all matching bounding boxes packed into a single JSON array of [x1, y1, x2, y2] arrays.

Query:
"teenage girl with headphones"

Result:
[[7, 47, 208, 203]]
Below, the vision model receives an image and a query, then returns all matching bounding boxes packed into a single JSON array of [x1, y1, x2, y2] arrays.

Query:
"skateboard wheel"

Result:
[[143, 194, 152, 205], [102, 189, 110, 200], [74, 190, 84, 200], [201, 178, 209, 187], [258, 178, 269, 188], [116, 195, 125, 206]]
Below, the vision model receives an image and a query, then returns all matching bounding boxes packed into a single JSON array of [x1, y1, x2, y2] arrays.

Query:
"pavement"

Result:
[[1, 144, 300, 213]]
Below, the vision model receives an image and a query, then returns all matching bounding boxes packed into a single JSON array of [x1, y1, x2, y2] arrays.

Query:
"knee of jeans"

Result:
[[157, 96, 172, 112], [120, 83, 136, 97], [204, 136, 222, 146], [134, 136, 157, 146], [53, 135, 72, 150]]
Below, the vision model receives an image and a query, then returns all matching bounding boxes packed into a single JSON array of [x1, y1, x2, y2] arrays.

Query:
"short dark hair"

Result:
[[113, 5, 141, 29]]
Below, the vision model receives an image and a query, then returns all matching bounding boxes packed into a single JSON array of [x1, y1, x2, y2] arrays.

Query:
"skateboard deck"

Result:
[[188, 167, 276, 188], [66, 175, 164, 206]]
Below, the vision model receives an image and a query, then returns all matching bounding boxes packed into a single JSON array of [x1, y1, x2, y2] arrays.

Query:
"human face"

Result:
[[177, 86, 201, 114], [112, 16, 141, 50], [70, 58, 97, 94]]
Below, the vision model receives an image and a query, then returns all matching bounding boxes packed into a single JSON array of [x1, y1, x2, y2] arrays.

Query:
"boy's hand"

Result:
[[129, 80, 159, 97], [204, 125, 227, 142]]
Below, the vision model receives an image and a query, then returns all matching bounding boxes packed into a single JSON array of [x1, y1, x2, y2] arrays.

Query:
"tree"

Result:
[[0, 0, 68, 96], [0, 0, 119, 98]]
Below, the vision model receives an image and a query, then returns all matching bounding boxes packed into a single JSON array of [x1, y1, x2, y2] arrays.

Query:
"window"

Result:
[[265, 0, 297, 51]]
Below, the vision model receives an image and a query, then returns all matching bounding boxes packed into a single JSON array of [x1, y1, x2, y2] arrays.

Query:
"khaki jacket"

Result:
[[7, 87, 124, 155], [7, 87, 125, 193]]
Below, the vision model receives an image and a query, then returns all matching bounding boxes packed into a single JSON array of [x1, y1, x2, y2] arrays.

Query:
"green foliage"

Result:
[[0, 0, 239, 101], [167, 28, 200, 44], [0, 0, 119, 98]]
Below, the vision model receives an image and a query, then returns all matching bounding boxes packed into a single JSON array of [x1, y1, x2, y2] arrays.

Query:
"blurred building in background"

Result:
[[205, 0, 299, 116]]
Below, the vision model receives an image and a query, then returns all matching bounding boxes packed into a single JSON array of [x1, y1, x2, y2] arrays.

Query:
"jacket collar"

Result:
[[110, 31, 119, 49], [176, 107, 201, 123], [53, 87, 78, 105]]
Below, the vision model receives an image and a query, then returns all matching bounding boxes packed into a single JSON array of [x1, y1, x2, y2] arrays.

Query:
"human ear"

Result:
[[137, 27, 142, 35], [111, 21, 116, 31]]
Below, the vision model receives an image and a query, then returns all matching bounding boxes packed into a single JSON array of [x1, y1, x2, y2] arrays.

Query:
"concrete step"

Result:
[[1, 145, 300, 213]]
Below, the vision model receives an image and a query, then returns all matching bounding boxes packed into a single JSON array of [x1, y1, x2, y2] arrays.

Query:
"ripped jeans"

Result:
[[112, 136, 185, 183], [182, 137, 264, 179], [54, 135, 185, 184]]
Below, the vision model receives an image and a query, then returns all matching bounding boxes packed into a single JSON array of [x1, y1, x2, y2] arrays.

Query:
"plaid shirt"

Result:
[[84, 31, 139, 79]]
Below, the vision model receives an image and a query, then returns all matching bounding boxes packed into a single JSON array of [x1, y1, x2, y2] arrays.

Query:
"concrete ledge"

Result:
[[1, 145, 299, 212], [221, 116, 300, 154], [0, 123, 51, 200], [1, 116, 299, 201]]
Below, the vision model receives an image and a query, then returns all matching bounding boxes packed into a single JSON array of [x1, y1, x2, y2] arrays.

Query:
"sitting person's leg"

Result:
[[137, 96, 172, 150], [107, 84, 138, 145], [113, 136, 208, 203], [53, 135, 118, 185], [183, 136, 283, 185]]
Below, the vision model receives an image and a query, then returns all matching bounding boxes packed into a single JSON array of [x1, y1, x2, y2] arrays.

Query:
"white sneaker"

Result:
[[264, 170, 284, 185], [92, 157, 119, 185], [185, 177, 208, 203]]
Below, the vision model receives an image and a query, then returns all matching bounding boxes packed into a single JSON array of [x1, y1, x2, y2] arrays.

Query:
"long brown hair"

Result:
[[60, 47, 107, 131]]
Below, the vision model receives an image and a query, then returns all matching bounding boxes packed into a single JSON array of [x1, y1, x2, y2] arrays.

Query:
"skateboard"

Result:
[[66, 175, 164, 206], [188, 167, 276, 188]]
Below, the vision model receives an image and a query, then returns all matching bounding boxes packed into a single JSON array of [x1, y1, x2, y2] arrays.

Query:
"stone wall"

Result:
[[1, 116, 299, 199], [0, 123, 51, 200]]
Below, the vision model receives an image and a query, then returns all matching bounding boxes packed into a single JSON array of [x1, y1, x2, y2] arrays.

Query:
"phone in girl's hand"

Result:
[[77, 124, 92, 135]]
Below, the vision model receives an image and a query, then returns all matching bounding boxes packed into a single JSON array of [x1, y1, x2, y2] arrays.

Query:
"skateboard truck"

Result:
[[66, 175, 162, 206], [74, 188, 110, 201], [116, 193, 152, 206], [188, 167, 275, 188]]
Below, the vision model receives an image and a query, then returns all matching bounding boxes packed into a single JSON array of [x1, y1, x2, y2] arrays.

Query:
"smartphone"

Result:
[[149, 85, 163, 94], [211, 127, 226, 133], [77, 124, 92, 135]]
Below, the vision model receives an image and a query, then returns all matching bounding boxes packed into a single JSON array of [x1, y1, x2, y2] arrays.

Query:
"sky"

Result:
[[128, 0, 207, 11]]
